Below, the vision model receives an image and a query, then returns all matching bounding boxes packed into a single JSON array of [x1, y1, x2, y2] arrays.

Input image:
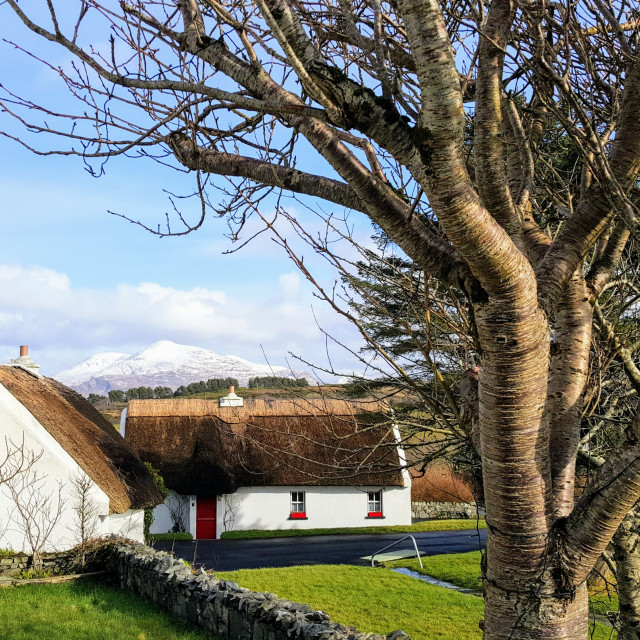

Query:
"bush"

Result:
[[410, 462, 475, 503]]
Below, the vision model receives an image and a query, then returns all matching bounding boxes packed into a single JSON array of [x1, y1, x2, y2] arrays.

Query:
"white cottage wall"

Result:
[[0, 383, 144, 551], [103, 509, 145, 540], [217, 485, 411, 538], [149, 490, 190, 534]]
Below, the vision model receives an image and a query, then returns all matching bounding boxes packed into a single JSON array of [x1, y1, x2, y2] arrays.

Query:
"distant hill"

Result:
[[54, 340, 317, 396]]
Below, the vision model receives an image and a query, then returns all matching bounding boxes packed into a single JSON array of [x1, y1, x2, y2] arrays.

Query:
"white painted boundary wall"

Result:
[[0, 383, 145, 551]]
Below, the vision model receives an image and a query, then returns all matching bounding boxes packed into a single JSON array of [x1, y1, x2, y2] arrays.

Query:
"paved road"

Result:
[[153, 528, 487, 572]]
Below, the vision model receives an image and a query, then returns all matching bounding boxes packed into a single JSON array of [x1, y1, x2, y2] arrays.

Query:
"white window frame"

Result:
[[367, 490, 383, 516], [290, 491, 306, 515]]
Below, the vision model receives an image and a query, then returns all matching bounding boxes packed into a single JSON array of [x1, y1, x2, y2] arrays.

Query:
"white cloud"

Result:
[[0, 262, 363, 377], [0, 264, 70, 296], [278, 272, 301, 299]]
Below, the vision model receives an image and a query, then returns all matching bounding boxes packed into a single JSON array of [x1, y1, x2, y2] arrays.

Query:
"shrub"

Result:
[[411, 462, 475, 503]]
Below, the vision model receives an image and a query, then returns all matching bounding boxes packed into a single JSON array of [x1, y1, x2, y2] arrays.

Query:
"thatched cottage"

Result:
[[122, 392, 411, 538], [0, 349, 163, 551]]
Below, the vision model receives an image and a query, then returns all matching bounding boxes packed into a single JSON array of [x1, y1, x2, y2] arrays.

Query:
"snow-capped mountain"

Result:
[[53, 352, 132, 389], [54, 340, 316, 396]]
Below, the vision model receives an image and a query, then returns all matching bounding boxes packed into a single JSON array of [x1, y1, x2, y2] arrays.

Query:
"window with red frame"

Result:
[[368, 491, 383, 517], [290, 491, 306, 518]]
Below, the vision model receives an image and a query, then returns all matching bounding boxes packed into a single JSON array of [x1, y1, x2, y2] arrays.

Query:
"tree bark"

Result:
[[614, 509, 640, 640], [476, 295, 556, 639], [484, 582, 588, 640], [548, 273, 592, 520]]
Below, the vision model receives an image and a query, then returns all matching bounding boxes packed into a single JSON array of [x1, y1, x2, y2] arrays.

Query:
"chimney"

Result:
[[219, 385, 243, 407], [6, 345, 41, 376]]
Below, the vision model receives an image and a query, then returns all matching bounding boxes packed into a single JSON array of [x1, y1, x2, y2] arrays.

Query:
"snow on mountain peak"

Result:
[[54, 352, 131, 387], [54, 341, 316, 396]]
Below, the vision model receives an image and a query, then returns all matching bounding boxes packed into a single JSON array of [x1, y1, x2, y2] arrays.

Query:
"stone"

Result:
[[386, 631, 411, 640]]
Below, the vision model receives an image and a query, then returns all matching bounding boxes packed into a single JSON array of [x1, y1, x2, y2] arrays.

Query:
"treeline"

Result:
[[87, 375, 311, 404], [173, 377, 240, 397], [247, 376, 309, 388], [87, 377, 240, 404]]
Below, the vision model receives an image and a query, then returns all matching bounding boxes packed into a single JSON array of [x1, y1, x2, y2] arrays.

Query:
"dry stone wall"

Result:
[[0, 554, 29, 576], [0, 547, 110, 577], [111, 544, 412, 640], [0, 552, 78, 576], [411, 501, 477, 520]]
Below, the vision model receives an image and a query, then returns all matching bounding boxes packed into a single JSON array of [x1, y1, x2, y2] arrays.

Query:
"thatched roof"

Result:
[[125, 397, 405, 495], [0, 366, 163, 512]]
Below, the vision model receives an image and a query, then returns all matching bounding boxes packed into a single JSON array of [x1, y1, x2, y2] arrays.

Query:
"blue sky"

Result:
[[0, 5, 374, 380]]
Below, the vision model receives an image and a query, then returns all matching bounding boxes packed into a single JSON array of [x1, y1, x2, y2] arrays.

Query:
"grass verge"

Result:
[[0, 580, 215, 640], [221, 518, 486, 539], [147, 532, 193, 542]]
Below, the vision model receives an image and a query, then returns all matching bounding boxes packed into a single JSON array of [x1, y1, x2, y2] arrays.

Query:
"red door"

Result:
[[196, 495, 217, 539]]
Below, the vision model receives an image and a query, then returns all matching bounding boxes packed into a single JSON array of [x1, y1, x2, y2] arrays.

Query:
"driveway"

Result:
[[152, 528, 487, 572]]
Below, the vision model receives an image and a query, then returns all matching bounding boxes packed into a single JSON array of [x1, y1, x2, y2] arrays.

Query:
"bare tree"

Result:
[[223, 494, 243, 533], [69, 471, 100, 568], [3, 465, 66, 572], [4, 1, 640, 637], [166, 493, 190, 533], [0, 437, 42, 487], [0, 437, 42, 549]]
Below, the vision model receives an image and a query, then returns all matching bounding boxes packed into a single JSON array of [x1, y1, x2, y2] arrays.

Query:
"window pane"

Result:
[[291, 491, 305, 513], [368, 491, 382, 513]]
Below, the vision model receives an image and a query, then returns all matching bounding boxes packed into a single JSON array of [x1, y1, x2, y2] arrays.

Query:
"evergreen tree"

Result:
[[108, 390, 125, 403]]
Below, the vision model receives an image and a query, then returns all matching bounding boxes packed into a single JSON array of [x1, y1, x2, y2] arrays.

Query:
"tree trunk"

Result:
[[32, 551, 43, 573], [614, 509, 640, 640], [475, 294, 566, 639], [484, 581, 588, 640]]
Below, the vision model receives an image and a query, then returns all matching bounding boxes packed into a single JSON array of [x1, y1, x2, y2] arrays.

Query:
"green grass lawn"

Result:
[[221, 518, 486, 539], [386, 551, 616, 639], [219, 556, 616, 640], [386, 550, 484, 591], [0, 581, 217, 640], [219, 564, 484, 640], [0, 555, 617, 640]]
